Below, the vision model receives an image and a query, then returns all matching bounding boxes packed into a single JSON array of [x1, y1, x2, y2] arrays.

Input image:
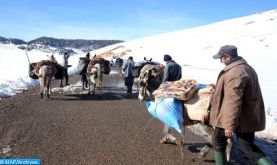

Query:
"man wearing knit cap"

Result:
[[162, 54, 182, 82], [160, 54, 182, 144]]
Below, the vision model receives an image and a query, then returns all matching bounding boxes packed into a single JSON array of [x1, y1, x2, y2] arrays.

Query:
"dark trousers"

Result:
[[214, 127, 265, 162], [124, 77, 134, 93], [60, 68, 69, 86], [81, 74, 88, 87], [64, 68, 69, 83]]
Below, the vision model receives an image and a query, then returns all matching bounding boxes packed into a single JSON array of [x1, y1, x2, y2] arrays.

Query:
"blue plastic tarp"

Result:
[[146, 98, 184, 133]]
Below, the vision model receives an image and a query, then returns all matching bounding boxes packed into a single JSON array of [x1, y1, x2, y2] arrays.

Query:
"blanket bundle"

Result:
[[87, 58, 111, 75], [153, 79, 197, 101], [184, 84, 214, 123], [147, 80, 215, 132]]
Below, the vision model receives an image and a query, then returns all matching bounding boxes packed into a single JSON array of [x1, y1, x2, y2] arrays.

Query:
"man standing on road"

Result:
[[60, 52, 70, 87], [80, 53, 90, 90], [209, 45, 273, 165], [122, 56, 135, 95]]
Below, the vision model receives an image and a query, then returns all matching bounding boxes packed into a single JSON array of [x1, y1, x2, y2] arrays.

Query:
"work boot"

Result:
[[65, 78, 69, 86], [256, 157, 274, 165], [127, 86, 132, 94], [214, 151, 227, 165], [60, 80, 63, 87], [82, 82, 84, 88]]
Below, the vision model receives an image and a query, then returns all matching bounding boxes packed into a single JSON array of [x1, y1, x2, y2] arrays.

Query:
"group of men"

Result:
[[122, 45, 273, 165]]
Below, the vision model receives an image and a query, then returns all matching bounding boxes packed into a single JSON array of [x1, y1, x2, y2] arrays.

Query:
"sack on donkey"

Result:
[[146, 98, 184, 133], [184, 84, 215, 123], [29, 63, 38, 79], [101, 59, 111, 75], [54, 64, 64, 79], [77, 58, 89, 75]]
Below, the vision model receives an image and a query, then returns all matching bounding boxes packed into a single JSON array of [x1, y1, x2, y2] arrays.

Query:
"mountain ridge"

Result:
[[0, 36, 123, 52]]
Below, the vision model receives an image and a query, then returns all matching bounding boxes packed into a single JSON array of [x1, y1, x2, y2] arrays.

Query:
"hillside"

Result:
[[0, 36, 26, 45], [0, 36, 123, 52]]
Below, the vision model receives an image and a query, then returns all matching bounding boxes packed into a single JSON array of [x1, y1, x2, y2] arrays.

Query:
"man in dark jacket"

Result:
[[210, 45, 273, 165], [80, 53, 90, 90], [162, 54, 182, 82], [160, 54, 182, 144]]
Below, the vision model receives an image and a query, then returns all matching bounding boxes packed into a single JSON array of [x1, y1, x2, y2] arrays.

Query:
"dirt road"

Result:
[[0, 72, 220, 165]]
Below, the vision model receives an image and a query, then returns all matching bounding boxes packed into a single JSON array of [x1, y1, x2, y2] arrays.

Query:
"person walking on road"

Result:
[[209, 45, 273, 165], [80, 53, 90, 90], [122, 56, 135, 95], [60, 52, 70, 87], [160, 54, 182, 144]]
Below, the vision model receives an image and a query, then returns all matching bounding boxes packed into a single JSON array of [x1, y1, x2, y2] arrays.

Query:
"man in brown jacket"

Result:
[[209, 45, 273, 165]]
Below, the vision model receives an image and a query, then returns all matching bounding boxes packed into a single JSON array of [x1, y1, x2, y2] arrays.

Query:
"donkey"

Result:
[[87, 61, 104, 97], [38, 65, 56, 98], [138, 64, 233, 161]]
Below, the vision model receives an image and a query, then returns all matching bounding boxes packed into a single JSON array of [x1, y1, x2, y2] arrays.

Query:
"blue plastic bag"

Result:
[[195, 84, 208, 89], [146, 98, 184, 133]]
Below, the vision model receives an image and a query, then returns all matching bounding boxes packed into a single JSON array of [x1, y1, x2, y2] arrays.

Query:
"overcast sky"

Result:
[[1, 0, 277, 41]]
